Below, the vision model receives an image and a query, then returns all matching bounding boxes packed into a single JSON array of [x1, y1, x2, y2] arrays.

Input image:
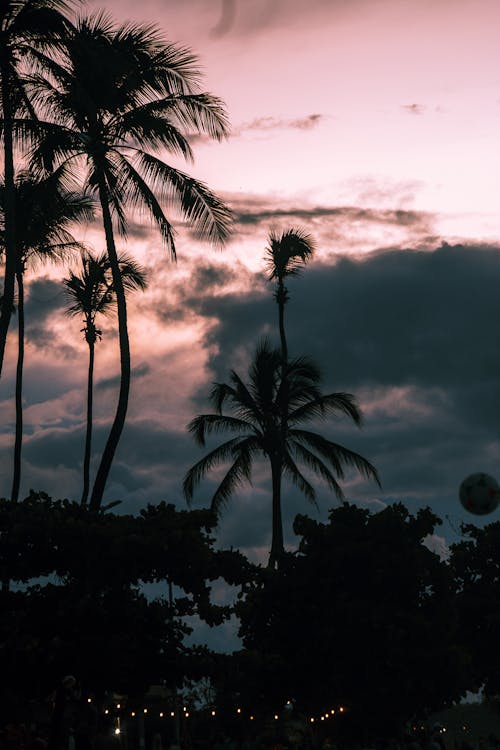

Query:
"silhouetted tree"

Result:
[[451, 519, 500, 697], [31, 12, 232, 509], [237, 503, 468, 740], [0, 492, 252, 720], [0, 167, 92, 502], [184, 340, 380, 567], [0, 0, 75, 378], [263, 227, 315, 365], [64, 252, 147, 507]]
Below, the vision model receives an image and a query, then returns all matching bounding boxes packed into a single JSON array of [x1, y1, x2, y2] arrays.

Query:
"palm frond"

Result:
[[187, 413, 254, 447], [135, 151, 232, 247], [288, 438, 345, 500], [282, 451, 317, 507], [290, 429, 381, 487], [115, 103, 194, 160], [183, 436, 248, 502], [288, 392, 363, 426], [263, 227, 316, 281], [210, 437, 259, 517], [156, 92, 230, 140], [111, 151, 176, 256]]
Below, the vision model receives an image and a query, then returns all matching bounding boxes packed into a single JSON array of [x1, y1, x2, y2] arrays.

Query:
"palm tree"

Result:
[[0, 166, 93, 502], [0, 0, 76, 380], [184, 340, 380, 568], [263, 228, 315, 366], [64, 251, 147, 507], [30, 13, 232, 509]]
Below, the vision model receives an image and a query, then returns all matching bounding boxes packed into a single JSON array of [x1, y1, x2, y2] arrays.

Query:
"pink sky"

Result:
[[1, 0, 499, 583]]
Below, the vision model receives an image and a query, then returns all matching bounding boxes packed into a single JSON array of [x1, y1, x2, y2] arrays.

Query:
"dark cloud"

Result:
[[226, 196, 434, 247], [187, 113, 326, 146], [402, 103, 426, 115], [235, 113, 326, 136], [232, 203, 429, 230], [150, 259, 254, 326], [96, 362, 151, 392], [202, 242, 500, 393]]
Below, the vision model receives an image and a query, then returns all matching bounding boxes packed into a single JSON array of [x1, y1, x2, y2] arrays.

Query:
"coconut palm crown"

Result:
[[184, 340, 381, 568]]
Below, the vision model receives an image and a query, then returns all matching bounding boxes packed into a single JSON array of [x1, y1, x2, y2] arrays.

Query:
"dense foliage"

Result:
[[235, 503, 470, 740], [0, 492, 252, 722]]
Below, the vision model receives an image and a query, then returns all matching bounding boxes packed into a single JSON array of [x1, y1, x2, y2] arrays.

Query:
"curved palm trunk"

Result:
[[89, 177, 131, 510], [268, 454, 285, 569], [11, 270, 24, 503], [0, 75, 17, 379], [276, 279, 288, 571], [81, 332, 95, 507]]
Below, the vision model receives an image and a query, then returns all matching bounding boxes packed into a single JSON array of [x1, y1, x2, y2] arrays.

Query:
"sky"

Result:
[[2, 0, 500, 647]]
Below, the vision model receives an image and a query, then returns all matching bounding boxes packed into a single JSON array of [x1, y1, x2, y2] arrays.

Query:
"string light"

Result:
[[114, 729, 120, 736], [87, 698, 92, 704], [101, 701, 347, 723]]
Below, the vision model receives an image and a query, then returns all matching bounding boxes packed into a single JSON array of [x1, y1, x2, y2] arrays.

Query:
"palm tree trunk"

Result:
[[0, 74, 17, 379], [276, 281, 288, 571], [11, 270, 24, 503], [268, 455, 284, 569], [89, 176, 131, 510], [277, 281, 288, 366], [81, 335, 95, 507]]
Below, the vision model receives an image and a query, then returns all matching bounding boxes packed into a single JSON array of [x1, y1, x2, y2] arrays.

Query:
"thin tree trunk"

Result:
[[275, 281, 288, 571], [89, 177, 131, 510], [81, 334, 95, 507], [268, 455, 284, 569], [0, 75, 17, 379], [277, 281, 288, 367], [11, 270, 24, 503]]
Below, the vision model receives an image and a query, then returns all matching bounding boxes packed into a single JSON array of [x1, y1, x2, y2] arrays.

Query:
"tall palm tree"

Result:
[[0, 166, 93, 502], [64, 251, 147, 507], [30, 13, 232, 509], [263, 228, 315, 366], [184, 340, 380, 568], [0, 0, 76, 380]]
